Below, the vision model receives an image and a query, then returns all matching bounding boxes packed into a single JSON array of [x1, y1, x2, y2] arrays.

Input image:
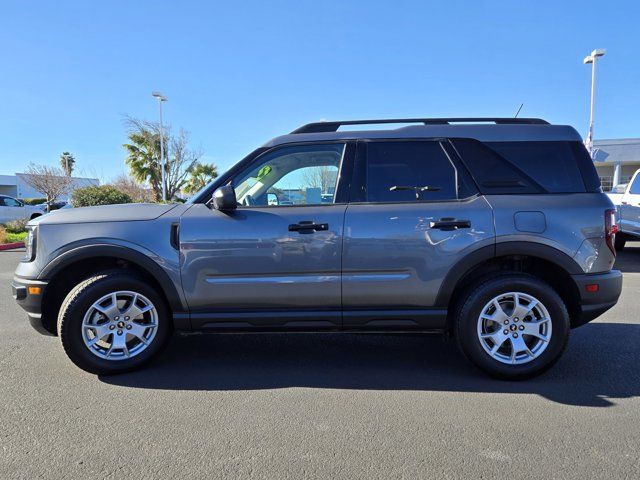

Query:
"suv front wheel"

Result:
[[455, 274, 570, 380], [57, 272, 171, 375]]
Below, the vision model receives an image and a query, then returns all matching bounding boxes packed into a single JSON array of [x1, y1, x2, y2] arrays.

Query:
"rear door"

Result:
[[341, 139, 495, 329], [620, 170, 640, 236]]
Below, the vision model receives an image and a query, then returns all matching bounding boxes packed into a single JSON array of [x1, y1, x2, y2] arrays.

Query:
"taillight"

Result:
[[605, 208, 618, 256]]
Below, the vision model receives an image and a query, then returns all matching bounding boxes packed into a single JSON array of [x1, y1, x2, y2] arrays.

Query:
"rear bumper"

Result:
[[12, 276, 54, 336], [571, 270, 622, 327]]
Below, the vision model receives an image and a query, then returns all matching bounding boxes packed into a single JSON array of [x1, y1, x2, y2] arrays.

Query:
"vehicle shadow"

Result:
[[100, 322, 640, 407], [616, 241, 640, 273]]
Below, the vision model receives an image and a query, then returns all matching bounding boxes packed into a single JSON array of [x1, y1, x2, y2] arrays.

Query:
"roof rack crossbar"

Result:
[[291, 117, 549, 134]]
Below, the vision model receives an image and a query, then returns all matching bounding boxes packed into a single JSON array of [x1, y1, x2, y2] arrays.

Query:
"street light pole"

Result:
[[152, 91, 168, 201], [583, 49, 606, 158]]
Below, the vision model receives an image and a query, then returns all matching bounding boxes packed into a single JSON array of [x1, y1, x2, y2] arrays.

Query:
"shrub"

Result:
[[71, 185, 133, 207], [3, 218, 28, 233], [0, 227, 6, 244], [20, 197, 47, 206]]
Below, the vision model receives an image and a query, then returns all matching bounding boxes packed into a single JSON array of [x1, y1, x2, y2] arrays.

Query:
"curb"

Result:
[[0, 242, 25, 251]]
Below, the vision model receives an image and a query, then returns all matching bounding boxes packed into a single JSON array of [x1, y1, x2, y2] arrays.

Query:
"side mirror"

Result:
[[212, 185, 237, 211]]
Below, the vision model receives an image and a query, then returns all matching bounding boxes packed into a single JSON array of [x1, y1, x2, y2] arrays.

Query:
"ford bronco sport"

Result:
[[12, 118, 623, 379]]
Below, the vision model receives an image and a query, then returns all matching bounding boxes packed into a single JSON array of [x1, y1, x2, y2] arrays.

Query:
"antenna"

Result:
[[514, 103, 524, 118]]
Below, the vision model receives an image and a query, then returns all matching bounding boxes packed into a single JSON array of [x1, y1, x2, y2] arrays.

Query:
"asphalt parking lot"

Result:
[[1, 247, 639, 479]]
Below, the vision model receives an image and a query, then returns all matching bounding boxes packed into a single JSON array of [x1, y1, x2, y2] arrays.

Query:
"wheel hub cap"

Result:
[[81, 291, 158, 361], [477, 292, 552, 365]]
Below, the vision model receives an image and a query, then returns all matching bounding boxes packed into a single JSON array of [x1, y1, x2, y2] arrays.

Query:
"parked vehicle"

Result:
[[12, 117, 622, 379], [606, 169, 640, 250], [0, 195, 43, 223]]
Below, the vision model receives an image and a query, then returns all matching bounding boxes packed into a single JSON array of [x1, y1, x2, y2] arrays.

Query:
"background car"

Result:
[[0, 195, 44, 223]]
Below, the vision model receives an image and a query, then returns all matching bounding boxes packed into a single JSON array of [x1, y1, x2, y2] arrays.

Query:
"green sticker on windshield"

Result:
[[257, 165, 272, 180]]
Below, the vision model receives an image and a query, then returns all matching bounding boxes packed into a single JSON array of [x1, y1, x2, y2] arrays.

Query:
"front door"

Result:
[[180, 142, 352, 330], [342, 139, 495, 329]]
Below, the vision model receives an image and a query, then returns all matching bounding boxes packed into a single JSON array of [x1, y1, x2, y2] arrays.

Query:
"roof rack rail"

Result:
[[291, 117, 549, 134]]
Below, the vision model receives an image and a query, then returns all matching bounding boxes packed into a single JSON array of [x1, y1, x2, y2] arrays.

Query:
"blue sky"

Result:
[[0, 0, 638, 182]]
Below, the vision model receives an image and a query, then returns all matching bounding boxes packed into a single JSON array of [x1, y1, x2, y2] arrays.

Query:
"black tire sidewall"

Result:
[[457, 275, 569, 380], [59, 274, 171, 375]]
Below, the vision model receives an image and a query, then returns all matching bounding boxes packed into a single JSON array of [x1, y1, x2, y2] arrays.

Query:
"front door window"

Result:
[[232, 143, 345, 206]]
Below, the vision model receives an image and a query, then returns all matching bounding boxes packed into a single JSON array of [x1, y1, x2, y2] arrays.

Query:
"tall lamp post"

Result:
[[152, 91, 168, 201], [583, 49, 605, 159]]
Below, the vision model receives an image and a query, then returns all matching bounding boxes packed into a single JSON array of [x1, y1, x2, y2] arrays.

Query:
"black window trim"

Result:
[[348, 137, 480, 206]]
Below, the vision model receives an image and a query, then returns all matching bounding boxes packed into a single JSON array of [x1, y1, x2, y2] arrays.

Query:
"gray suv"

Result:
[[12, 118, 623, 379]]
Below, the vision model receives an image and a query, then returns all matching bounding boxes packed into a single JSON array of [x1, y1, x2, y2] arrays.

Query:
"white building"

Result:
[[0, 173, 99, 201], [592, 139, 640, 191]]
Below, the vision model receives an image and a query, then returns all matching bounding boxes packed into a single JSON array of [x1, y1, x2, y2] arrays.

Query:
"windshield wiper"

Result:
[[389, 185, 441, 199]]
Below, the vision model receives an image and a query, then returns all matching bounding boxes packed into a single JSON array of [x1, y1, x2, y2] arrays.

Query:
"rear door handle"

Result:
[[288, 221, 329, 233], [429, 218, 471, 230]]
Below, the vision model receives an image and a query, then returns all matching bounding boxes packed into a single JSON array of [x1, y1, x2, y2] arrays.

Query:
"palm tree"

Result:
[[183, 162, 218, 195], [60, 152, 75, 176], [123, 128, 163, 201]]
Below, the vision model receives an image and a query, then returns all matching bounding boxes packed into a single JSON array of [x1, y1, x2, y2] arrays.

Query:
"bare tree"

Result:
[[20, 164, 72, 208], [166, 129, 203, 200], [110, 174, 154, 203], [301, 166, 335, 193]]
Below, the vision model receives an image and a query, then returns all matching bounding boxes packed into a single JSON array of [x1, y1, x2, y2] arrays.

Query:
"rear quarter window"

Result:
[[486, 141, 592, 193]]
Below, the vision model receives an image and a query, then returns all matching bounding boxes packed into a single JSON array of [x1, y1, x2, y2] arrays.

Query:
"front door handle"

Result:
[[429, 218, 471, 230], [288, 221, 329, 233]]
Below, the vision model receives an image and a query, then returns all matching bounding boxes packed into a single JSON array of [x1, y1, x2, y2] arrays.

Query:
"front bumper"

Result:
[[12, 276, 53, 336], [571, 269, 623, 327]]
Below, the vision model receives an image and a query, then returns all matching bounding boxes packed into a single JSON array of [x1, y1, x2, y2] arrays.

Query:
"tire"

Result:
[[57, 272, 171, 375], [614, 234, 626, 252], [455, 274, 570, 380]]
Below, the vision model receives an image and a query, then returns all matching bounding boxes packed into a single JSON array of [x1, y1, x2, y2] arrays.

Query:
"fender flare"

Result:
[[39, 241, 185, 313], [434, 241, 583, 307]]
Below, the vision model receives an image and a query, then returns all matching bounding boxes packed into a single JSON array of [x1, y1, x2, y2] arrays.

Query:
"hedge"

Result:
[[71, 185, 133, 207]]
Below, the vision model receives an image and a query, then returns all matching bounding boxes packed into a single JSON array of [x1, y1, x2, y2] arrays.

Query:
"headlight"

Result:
[[23, 226, 37, 262]]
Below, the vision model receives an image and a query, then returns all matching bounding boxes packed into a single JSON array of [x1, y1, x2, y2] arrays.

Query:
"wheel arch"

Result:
[[437, 241, 584, 331], [38, 242, 186, 334]]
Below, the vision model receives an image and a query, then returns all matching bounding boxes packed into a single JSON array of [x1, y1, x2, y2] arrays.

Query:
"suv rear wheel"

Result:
[[57, 272, 171, 374], [455, 274, 569, 380]]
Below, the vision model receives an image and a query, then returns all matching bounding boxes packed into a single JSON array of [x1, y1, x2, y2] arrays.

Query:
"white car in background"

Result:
[[0, 195, 44, 224], [607, 169, 640, 250]]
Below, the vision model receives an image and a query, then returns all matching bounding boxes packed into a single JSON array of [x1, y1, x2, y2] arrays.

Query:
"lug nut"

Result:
[[512, 333, 519, 338], [117, 329, 122, 335], [109, 325, 115, 330], [503, 320, 509, 325], [125, 316, 130, 321], [126, 325, 132, 330], [114, 316, 119, 320], [514, 317, 519, 322], [503, 329, 509, 335], [519, 325, 525, 331]]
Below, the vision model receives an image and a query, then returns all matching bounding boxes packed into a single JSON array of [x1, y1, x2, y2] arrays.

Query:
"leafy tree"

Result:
[[183, 162, 218, 195], [71, 185, 132, 207], [20, 164, 72, 208], [123, 117, 203, 201], [60, 152, 75, 176]]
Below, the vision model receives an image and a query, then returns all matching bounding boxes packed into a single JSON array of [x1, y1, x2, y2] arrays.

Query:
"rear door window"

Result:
[[362, 141, 476, 203]]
